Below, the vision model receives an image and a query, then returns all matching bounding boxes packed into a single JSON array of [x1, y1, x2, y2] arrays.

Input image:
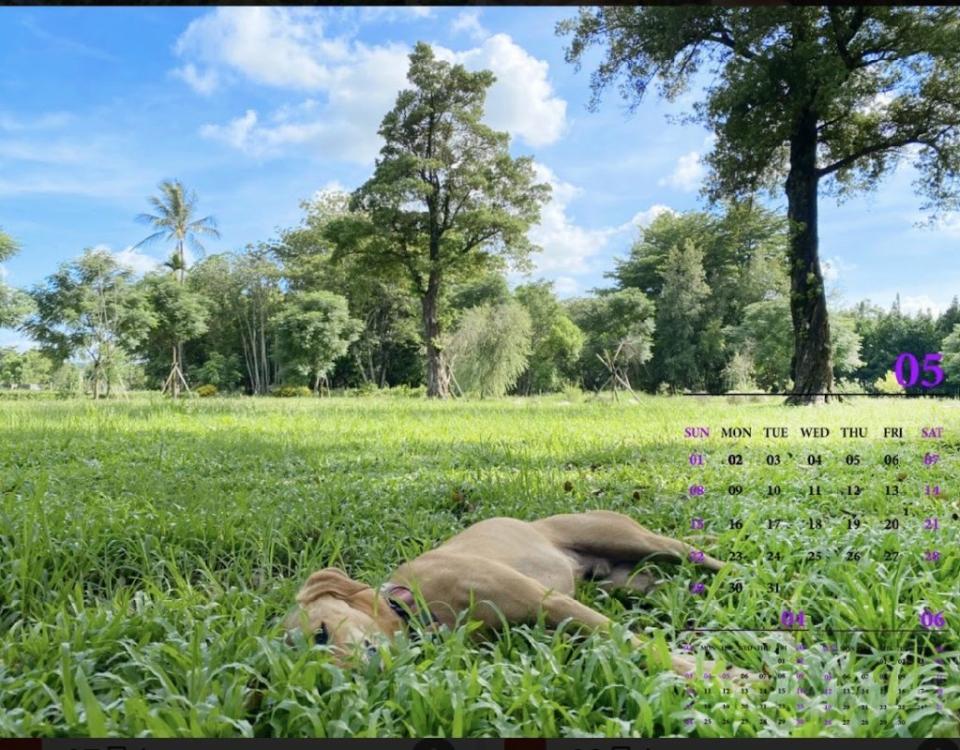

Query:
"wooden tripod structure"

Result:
[[161, 345, 191, 398]]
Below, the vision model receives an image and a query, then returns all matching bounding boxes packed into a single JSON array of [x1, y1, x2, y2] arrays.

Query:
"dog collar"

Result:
[[380, 583, 439, 630]]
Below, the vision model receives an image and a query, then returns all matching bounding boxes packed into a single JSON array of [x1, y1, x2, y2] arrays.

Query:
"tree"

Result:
[[326, 42, 550, 398], [941, 323, 960, 391], [444, 302, 532, 398], [22, 249, 154, 398], [0, 227, 32, 328], [135, 180, 220, 396], [0, 348, 54, 388], [275, 291, 362, 394], [514, 281, 585, 394], [138, 273, 209, 396], [612, 203, 788, 392], [566, 288, 656, 397], [275, 191, 423, 388], [560, 7, 960, 403], [653, 239, 711, 392], [730, 297, 863, 392]]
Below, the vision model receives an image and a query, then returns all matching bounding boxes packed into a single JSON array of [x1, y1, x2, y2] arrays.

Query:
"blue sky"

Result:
[[1, 6, 958, 350]]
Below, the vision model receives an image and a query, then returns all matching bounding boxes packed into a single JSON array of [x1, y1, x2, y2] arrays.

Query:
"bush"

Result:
[[195, 384, 218, 398], [873, 371, 902, 394], [271, 385, 313, 398]]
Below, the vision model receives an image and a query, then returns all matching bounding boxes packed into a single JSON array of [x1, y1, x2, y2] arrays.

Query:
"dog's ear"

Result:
[[296, 567, 368, 606]]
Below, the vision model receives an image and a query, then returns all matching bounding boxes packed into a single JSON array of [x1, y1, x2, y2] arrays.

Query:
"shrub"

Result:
[[195, 384, 218, 398], [271, 385, 313, 398]]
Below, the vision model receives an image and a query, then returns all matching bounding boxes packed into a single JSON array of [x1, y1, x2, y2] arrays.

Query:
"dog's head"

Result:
[[284, 567, 397, 660]]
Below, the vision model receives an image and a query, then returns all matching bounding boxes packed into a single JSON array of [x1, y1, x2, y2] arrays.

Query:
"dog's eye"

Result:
[[314, 623, 329, 645]]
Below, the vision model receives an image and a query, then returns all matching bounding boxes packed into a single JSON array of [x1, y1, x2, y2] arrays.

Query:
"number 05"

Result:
[[893, 352, 945, 389]]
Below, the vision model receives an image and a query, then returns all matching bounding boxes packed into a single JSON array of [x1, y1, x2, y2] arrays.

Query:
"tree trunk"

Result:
[[421, 270, 449, 398], [784, 110, 834, 406]]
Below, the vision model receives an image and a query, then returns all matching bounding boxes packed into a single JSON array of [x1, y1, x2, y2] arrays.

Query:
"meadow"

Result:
[[0, 393, 957, 738]]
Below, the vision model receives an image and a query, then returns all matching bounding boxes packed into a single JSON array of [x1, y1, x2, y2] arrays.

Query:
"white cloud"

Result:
[[93, 244, 161, 276], [174, 8, 348, 91], [900, 294, 943, 317], [451, 10, 487, 41], [0, 111, 73, 132], [658, 151, 705, 192], [821, 256, 857, 285], [0, 140, 90, 165], [178, 10, 566, 160], [526, 162, 672, 283], [172, 63, 220, 95], [436, 34, 567, 148]]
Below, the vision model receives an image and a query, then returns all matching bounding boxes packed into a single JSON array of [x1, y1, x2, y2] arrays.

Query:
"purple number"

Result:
[[893, 352, 945, 388], [894, 353, 919, 387], [689, 453, 704, 466], [924, 453, 940, 466], [922, 353, 945, 388], [689, 549, 705, 563], [780, 609, 806, 629], [690, 517, 705, 530], [920, 609, 946, 629]]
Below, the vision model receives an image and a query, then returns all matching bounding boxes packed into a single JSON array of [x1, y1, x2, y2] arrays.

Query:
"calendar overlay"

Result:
[[676, 416, 957, 734]]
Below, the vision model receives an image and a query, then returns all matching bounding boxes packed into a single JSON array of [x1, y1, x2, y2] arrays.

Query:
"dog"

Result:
[[285, 510, 756, 682]]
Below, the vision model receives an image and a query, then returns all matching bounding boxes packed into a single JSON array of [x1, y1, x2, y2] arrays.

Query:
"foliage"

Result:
[[275, 191, 423, 388], [445, 302, 532, 398], [940, 323, 960, 390], [22, 249, 155, 398], [274, 291, 362, 393], [566, 288, 656, 391], [324, 42, 550, 397], [194, 352, 244, 391], [135, 180, 220, 282], [653, 239, 711, 392], [270, 384, 312, 397], [195, 384, 218, 398], [514, 281, 585, 394], [0, 348, 54, 387], [559, 6, 960, 400]]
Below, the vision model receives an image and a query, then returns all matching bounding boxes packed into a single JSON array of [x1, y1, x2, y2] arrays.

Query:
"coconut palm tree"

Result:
[[134, 180, 219, 396]]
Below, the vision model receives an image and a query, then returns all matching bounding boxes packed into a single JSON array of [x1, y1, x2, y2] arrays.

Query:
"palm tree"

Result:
[[135, 180, 219, 397]]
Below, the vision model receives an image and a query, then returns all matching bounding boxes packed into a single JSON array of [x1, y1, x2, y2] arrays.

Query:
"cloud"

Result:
[[0, 139, 90, 165], [179, 10, 566, 160], [527, 163, 672, 283], [451, 10, 488, 41], [93, 244, 161, 276], [658, 151, 705, 192], [20, 16, 118, 63], [174, 8, 349, 91], [821, 256, 856, 285], [172, 63, 220, 95], [899, 294, 943, 317], [436, 34, 567, 147], [0, 111, 73, 132]]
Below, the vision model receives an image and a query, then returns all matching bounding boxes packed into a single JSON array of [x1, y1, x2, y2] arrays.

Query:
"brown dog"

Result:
[[285, 510, 752, 680]]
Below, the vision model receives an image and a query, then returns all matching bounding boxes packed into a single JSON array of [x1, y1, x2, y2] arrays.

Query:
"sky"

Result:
[[1, 6, 958, 350]]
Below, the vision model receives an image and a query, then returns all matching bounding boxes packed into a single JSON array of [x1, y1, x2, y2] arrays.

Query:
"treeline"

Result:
[[2, 198, 958, 398], [1, 39, 958, 399]]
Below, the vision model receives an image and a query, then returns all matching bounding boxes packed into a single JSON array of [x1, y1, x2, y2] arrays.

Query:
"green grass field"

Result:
[[1, 394, 957, 738]]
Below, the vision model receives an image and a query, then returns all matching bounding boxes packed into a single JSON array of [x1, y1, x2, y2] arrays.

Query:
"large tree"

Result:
[[0, 228, 32, 328], [135, 180, 220, 396], [326, 42, 550, 398], [138, 273, 209, 396], [23, 249, 154, 398], [275, 291, 361, 394], [560, 7, 960, 403]]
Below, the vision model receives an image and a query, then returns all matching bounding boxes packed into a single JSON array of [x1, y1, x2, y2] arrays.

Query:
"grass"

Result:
[[0, 393, 957, 738]]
